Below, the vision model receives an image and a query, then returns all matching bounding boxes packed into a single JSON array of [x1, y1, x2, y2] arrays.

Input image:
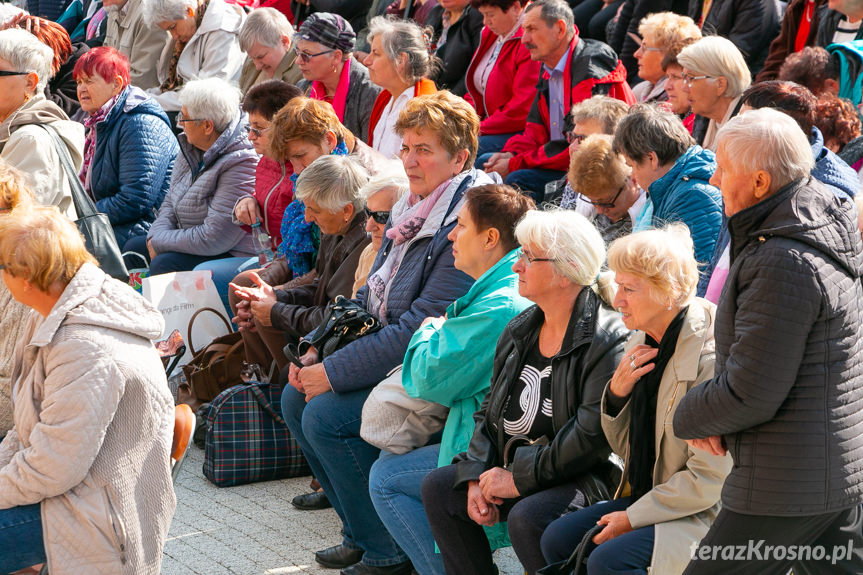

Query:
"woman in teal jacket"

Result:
[[368, 184, 533, 575]]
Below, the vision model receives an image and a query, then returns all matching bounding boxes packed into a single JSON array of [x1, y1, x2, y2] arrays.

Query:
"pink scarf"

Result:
[[309, 57, 352, 122], [80, 92, 121, 194]]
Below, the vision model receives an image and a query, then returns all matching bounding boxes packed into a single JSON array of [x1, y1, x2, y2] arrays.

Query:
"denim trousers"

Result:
[[0, 503, 45, 573], [194, 256, 259, 317], [541, 497, 655, 575], [280, 384, 408, 567], [123, 235, 231, 275], [475, 133, 518, 166], [369, 444, 444, 575]]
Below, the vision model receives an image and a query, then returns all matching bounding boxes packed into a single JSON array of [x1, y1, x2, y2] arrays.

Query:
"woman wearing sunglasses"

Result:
[[294, 13, 381, 145]]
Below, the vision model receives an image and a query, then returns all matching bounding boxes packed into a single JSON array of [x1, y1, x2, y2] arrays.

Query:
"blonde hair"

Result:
[[638, 12, 701, 53], [0, 205, 96, 292], [269, 97, 356, 162], [0, 161, 34, 210], [607, 224, 698, 307], [677, 36, 751, 98], [395, 91, 479, 170], [568, 134, 630, 200], [514, 209, 616, 305]]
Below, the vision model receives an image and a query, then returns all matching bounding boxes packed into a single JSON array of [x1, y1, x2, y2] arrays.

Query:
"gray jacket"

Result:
[[148, 113, 257, 257], [674, 177, 863, 516]]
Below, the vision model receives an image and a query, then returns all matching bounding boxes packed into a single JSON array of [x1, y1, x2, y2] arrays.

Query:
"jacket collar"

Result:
[[727, 178, 803, 261], [448, 248, 519, 317], [508, 287, 599, 356], [27, 263, 106, 348]]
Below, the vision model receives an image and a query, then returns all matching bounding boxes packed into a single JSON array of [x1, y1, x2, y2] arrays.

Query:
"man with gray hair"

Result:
[[480, 0, 635, 201], [674, 108, 863, 574]]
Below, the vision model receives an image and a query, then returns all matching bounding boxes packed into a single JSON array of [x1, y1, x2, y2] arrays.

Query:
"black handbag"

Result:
[[39, 125, 129, 281], [537, 524, 604, 575], [301, 295, 382, 360]]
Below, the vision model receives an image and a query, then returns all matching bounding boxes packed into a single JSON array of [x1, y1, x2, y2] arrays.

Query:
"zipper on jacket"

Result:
[[262, 163, 287, 233], [104, 487, 128, 565]]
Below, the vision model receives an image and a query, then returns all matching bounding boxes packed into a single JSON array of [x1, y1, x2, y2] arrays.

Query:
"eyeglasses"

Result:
[[294, 47, 336, 63], [568, 132, 588, 145], [682, 73, 714, 87], [582, 185, 625, 209], [628, 33, 663, 54], [517, 248, 555, 266], [364, 207, 390, 225], [0, 70, 28, 77], [249, 125, 268, 138], [176, 112, 203, 128]]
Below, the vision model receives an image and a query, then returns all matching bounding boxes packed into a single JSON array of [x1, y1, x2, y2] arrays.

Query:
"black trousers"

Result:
[[421, 464, 586, 575], [683, 505, 863, 575]]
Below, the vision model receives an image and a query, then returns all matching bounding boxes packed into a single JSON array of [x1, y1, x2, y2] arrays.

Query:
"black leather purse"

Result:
[[39, 125, 129, 281], [301, 295, 382, 360]]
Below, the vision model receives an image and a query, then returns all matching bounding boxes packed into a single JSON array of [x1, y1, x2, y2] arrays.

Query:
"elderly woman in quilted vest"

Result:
[[0, 205, 175, 575]]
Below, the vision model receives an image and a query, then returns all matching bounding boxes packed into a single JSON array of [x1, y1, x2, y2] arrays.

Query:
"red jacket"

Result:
[[253, 156, 295, 249], [464, 26, 541, 136], [367, 78, 437, 147], [503, 36, 635, 173]]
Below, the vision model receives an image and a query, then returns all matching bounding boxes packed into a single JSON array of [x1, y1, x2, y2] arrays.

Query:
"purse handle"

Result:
[[36, 124, 97, 220], [187, 306, 233, 356], [247, 382, 287, 426]]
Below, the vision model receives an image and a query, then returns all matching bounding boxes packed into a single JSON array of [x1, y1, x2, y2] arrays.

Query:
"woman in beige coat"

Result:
[[0, 206, 175, 575], [541, 225, 732, 575]]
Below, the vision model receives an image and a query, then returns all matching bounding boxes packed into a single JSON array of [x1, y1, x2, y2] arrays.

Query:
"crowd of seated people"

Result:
[[2, 0, 863, 573]]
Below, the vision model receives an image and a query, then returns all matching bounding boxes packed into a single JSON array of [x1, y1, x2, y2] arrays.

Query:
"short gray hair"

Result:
[[677, 36, 751, 98], [0, 29, 53, 91], [515, 209, 615, 306], [143, 0, 196, 27], [524, 0, 574, 36], [295, 154, 369, 212], [613, 104, 694, 165], [358, 161, 409, 203], [239, 7, 293, 52], [716, 108, 814, 192], [570, 96, 630, 134], [366, 16, 434, 85], [180, 78, 241, 133]]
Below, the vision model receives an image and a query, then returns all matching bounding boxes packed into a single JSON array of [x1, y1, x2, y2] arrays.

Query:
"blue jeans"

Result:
[[194, 256, 259, 318], [475, 133, 518, 165], [505, 168, 567, 202], [369, 444, 444, 575], [0, 503, 45, 573], [123, 235, 232, 275], [541, 497, 655, 575], [280, 384, 408, 567]]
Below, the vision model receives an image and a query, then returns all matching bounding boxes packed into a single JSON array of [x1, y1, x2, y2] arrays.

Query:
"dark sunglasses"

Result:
[[0, 70, 28, 77], [364, 207, 390, 225], [582, 184, 625, 209]]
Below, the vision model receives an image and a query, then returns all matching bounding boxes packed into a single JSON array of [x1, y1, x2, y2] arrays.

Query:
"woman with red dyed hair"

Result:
[[74, 46, 179, 246]]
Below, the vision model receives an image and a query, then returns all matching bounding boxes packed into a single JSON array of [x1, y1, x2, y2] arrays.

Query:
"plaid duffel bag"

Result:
[[203, 381, 311, 487]]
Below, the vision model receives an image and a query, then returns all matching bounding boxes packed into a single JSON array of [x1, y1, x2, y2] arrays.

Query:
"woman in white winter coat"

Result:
[[0, 205, 176, 575]]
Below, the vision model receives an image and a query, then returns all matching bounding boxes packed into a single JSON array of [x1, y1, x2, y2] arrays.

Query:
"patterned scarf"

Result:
[[160, 0, 209, 92], [79, 91, 122, 193]]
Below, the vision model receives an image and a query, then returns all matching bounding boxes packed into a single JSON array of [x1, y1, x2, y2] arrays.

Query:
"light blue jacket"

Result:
[[402, 249, 531, 468]]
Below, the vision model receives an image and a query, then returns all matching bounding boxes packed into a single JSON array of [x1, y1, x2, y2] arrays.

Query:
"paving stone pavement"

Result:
[[164, 445, 524, 575]]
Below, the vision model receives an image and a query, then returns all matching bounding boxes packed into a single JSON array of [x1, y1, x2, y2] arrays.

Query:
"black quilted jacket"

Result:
[[674, 177, 863, 516]]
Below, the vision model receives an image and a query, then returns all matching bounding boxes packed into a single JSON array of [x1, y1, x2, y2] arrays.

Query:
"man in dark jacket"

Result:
[[757, 0, 825, 82], [817, 0, 863, 46], [482, 0, 635, 201], [674, 108, 863, 574]]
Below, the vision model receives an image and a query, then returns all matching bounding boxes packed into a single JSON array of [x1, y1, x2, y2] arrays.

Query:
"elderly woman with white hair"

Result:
[[541, 225, 731, 575], [125, 77, 257, 273], [0, 28, 84, 219], [364, 15, 437, 158], [672, 108, 863, 575], [677, 36, 751, 151], [231, 154, 371, 352], [143, 0, 245, 113], [238, 7, 301, 94], [422, 210, 630, 575]]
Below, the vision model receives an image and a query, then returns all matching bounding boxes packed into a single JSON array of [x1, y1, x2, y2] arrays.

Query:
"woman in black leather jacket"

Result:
[[421, 209, 629, 575]]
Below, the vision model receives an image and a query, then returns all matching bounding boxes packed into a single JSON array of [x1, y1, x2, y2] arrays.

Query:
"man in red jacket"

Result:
[[480, 0, 635, 200]]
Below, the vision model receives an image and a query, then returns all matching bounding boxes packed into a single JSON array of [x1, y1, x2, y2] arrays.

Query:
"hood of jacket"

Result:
[[810, 126, 859, 199], [196, 0, 243, 36], [179, 111, 253, 177], [26, 263, 165, 350], [648, 145, 716, 207], [728, 176, 863, 279], [0, 93, 76, 145]]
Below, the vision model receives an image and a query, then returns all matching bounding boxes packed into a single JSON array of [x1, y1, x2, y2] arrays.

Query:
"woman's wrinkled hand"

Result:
[[609, 344, 658, 398], [686, 435, 727, 456], [593, 510, 633, 544], [288, 347, 319, 394], [234, 197, 262, 227], [478, 466, 520, 504], [298, 363, 331, 402], [467, 480, 500, 526]]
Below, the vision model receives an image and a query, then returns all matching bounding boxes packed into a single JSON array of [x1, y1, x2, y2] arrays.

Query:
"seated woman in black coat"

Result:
[[421, 209, 630, 575]]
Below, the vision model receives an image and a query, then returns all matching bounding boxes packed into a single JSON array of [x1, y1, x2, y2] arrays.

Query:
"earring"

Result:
[[666, 302, 673, 311]]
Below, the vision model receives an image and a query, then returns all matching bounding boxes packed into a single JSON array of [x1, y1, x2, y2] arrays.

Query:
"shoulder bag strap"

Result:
[[35, 123, 96, 220]]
